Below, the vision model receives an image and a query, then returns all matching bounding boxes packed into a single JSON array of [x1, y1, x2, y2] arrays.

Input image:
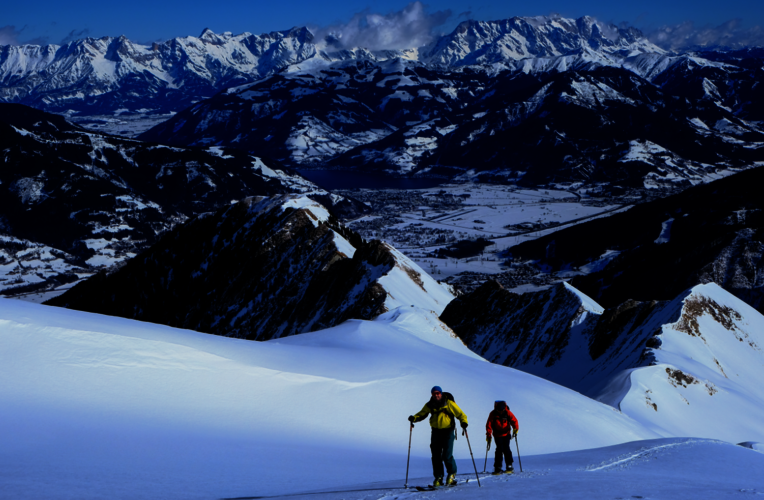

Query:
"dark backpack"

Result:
[[428, 392, 458, 436]]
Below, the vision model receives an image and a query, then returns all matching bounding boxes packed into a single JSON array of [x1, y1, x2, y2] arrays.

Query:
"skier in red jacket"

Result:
[[486, 400, 519, 474]]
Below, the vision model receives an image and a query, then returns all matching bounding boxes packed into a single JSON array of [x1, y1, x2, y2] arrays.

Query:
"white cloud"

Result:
[[312, 1, 452, 51], [0, 25, 24, 45], [0, 25, 50, 46]]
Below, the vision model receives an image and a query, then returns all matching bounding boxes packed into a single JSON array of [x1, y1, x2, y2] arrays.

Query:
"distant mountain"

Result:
[[505, 165, 764, 314], [0, 16, 662, 120], [420, 16, 660, 67], [47, 194, 454, 340], [0, 103, 361, 296], [440, 280, 764, 441], [0, 27, 316, 116]]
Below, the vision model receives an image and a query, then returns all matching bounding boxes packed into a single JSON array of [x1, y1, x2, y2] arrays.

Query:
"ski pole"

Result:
[[483, 438, 489, 473], [514, 433, 523, 473], [463, 428, 481, 487], [405, 424, 413, 488]]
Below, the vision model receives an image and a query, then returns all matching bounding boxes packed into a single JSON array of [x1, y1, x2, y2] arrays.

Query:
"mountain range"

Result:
[[0, 16, 658, 118], [4, 16, 764, 189], [0, 27, 316, 117], [0, 17, 764, 190], [136, 19, 764, 190]]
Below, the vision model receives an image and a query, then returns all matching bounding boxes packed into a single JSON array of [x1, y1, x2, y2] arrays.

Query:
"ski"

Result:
[[415, 483, 458, 491]]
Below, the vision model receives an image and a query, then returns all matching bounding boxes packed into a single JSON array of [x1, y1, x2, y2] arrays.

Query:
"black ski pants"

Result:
[[430, 427, 457, 479], [493, 434, 514, 471]]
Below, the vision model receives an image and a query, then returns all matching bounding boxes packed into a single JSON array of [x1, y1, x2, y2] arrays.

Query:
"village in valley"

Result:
[[339, 183, 628, 293]]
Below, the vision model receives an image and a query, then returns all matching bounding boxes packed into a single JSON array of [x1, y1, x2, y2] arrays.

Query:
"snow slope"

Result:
[[0, 298, 665, 499], [244, 438, 764, 500], [609, 283, 764, 440], [443, 281, 764, 445]]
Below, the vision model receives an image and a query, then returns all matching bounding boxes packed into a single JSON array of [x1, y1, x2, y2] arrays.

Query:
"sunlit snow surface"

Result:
[[1, 300, 762, 499]]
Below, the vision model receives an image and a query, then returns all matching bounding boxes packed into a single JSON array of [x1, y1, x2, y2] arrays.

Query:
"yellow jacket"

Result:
[[413, 399, 468, 429]]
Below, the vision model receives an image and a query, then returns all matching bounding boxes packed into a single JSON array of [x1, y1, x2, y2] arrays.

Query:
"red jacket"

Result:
[[486, 408, 518, 438]]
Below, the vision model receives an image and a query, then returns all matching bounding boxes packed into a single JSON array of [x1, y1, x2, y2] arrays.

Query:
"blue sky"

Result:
[[2, 0, 763, 48]]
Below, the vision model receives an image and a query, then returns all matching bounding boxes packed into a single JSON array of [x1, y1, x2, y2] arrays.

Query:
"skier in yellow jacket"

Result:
[[408, 386, 468, 487]]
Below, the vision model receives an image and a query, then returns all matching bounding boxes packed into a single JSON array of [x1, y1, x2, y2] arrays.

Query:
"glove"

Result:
[[486, 436, 492, 445], [460, 421, 468, 429], [408, 415, 415, 423], [514, 429, 519, 436]]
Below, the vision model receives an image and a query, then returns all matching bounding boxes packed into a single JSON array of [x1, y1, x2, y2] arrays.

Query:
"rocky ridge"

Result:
[[47, 194, 454, 340], [440, 279, 764, 439]]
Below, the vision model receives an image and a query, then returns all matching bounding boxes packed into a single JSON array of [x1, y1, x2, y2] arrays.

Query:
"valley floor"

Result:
[[342, 183, 630, 293]]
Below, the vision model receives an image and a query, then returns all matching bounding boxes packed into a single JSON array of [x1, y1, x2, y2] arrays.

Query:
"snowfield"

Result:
[[1, 299, 763, 498]]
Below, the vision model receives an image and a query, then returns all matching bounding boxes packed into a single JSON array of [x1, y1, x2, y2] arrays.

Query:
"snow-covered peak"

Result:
[[420, 16, 664, 67], [273, 194, 333, 226]]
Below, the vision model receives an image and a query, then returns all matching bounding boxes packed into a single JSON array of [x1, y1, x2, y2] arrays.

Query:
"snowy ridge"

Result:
[[0, 298, 656, 493], [0, 297, 655, 456], [50, 194, 454, 339], [374, 306, 481, 360], [442, 281, 764, 444], [378, 243, 454, 314], [615, 283, 764, 440]]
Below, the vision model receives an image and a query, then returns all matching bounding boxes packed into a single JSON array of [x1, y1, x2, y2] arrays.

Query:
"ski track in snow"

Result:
[[583, 439, 717, 472]]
